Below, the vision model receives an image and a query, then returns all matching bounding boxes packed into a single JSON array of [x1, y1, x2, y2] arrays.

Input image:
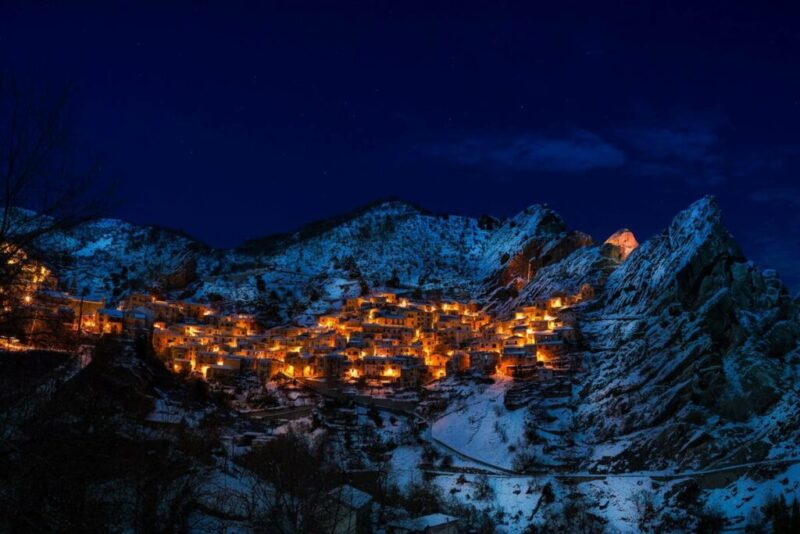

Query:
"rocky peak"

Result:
[[667, 196, 728, 248], [575, 197, 800, 474], [602, 196, 744, 314], [602, 228, 639, 262], [509, 204, 566, 236]]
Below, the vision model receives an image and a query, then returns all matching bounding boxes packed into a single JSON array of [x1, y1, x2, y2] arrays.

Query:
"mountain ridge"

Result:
[[4, 195, 800, 531]]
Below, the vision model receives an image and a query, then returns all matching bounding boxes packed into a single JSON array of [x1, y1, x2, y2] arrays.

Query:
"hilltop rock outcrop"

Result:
[[601, 228, 638, 262]]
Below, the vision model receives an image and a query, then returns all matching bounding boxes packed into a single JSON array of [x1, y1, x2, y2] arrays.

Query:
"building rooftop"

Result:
[[388, 513, 459, 531], [329, 484, 372, 510]]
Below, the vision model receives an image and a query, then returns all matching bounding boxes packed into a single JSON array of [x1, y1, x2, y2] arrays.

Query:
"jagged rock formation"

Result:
[[576, 197, 800, 471], [601, 228, 639, 262], [412, 196, 799, 477], [492, 230, 594, 289]]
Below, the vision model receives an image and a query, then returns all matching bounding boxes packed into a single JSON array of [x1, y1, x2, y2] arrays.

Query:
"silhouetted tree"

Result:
[[0, 72, 113, 337], [243, 431, 344, 533]]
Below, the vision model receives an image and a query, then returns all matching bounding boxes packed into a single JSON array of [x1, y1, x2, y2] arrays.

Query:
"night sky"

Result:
[[2, 2, 800, 289]]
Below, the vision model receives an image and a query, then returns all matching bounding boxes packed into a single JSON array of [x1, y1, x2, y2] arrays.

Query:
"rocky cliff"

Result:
[[574, 197, 800, 471]]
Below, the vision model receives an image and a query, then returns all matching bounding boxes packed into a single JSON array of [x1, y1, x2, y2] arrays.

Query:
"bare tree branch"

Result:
[[0, 71, 117, 339]]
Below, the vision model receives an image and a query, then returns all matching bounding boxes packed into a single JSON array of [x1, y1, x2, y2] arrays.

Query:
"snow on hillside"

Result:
[[7, 196, 800, 530], [10, 199, 595, 320], [431, 378, 526, 471], [12, 198, 800, 476], [37, 218, 212, 299], [193, 201, 580, 319]]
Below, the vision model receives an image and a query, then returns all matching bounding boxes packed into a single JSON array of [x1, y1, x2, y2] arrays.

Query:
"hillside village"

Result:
[[160, 285, 591, 385], [14, 269, 594, 392]]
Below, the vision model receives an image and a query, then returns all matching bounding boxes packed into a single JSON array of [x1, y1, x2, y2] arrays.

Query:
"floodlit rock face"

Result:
[[601, 228, 638, 262]]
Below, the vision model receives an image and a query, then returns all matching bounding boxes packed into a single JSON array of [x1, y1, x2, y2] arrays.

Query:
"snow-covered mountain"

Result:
[[465, 197, 800, 472], [10, 196, 800, 529], [31, 198, 800, 467], [22, 198, 800, 468], [27, 200, 584, 321], [36, 217, 213, 299]]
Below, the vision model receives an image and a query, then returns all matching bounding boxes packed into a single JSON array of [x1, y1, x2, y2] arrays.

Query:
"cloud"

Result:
[[750, 187, 800, 208], [615, 118, 729, 187], [622, 125, 718, 161], [430, 130, 626, 173], [425, 116, 790, 189]]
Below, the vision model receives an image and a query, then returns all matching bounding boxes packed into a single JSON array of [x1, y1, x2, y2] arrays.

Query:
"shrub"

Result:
[[403, 481, 443, 515], [634, 489, 657, 530], [695, 505, 725, 533], [540, 482, 555, 505], [743, 507, 765, 533], [494, 420, 508, 443], [473, 475, 494, 501], [762, 494, 800, 533], [523, 418, 542, 445], [512, 450, 538, 473], [420, 445, 439, 465]]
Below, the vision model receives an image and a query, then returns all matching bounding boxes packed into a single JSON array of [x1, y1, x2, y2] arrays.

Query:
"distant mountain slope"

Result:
[[13, 199, 576, 320], [196, 200, 592, 322], [30, 217, 212, 299]]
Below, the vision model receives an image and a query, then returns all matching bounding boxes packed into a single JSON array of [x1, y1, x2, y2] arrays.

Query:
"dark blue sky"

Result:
[[2, 2, 800, 289]]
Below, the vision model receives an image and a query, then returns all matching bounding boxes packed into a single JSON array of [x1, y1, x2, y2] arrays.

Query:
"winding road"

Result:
[[295, 377, 800, 488]]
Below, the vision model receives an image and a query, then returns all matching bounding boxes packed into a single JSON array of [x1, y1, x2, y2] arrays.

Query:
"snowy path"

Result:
[[299, 378, 800, 485], [421, 452, 800, 483], [423, 423, 517, 475]]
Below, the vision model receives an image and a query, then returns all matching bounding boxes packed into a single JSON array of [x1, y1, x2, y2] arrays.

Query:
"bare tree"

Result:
[[244, 430, 347, 533], [0, 71, 114, 339]]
